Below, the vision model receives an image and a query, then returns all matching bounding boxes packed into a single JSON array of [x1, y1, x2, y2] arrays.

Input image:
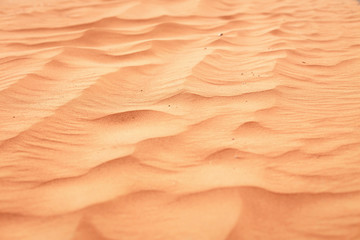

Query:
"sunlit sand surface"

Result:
[[1, 0, 360, 239]]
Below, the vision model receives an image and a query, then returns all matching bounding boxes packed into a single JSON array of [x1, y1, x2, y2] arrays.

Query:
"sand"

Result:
[[1, 0, 360, 239]]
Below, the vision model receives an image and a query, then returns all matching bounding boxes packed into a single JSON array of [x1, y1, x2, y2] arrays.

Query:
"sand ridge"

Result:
[[1, 0, 360, 239]]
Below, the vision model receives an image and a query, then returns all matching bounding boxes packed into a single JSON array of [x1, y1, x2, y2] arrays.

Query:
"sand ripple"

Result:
[[1, 0, 360, 239]]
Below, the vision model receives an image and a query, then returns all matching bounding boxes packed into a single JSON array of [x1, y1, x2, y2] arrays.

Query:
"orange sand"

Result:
[[1, 0, 360, 239]]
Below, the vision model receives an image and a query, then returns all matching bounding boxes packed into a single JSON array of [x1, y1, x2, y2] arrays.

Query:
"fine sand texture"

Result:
[[1, 0, 360, 239]]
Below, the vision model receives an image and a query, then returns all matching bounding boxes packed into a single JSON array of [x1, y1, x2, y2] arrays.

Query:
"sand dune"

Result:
[[1, 0, 360, 239]]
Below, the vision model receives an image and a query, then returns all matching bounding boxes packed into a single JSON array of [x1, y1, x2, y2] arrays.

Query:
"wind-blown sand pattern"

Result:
[[1, 0, 360, 239]]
